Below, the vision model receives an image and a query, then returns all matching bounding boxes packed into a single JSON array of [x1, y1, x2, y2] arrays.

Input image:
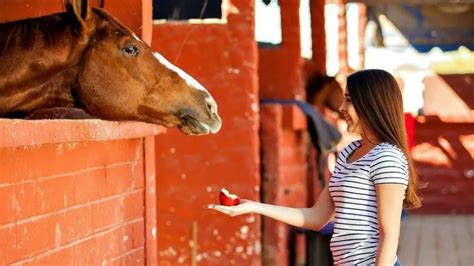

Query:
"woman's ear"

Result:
[[64, 0, 92, 29]]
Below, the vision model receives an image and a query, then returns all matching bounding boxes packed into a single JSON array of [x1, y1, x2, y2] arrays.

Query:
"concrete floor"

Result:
[[398, 215, 474, 266]]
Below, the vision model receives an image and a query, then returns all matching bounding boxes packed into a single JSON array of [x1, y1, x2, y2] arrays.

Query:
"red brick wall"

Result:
[[259, 1, 304, 100], [410, 74, 474, 214], [306, 0, 327, 74], [150, 0, 261, 264], [422, 74, 473, 117], [0, 121, 162, 265], [260, 105, 309, 266], [336, 0, 349, 75], [411, 117, 474, 214]]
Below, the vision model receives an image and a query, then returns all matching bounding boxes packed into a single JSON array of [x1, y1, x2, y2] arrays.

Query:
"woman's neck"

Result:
[[360, 129, 381, 147], [360, 138, 380, 148]]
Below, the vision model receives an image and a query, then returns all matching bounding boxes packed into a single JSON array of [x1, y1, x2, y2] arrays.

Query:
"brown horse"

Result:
[[306, 73, 344, 115], [0, 0, 221, 135]]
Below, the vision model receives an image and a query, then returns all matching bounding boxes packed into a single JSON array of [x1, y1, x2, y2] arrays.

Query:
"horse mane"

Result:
[[0, 12, 80, 57], [0, 8, 135, 58]]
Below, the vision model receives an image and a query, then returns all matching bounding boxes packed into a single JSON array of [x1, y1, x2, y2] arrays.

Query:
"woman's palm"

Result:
[[208, 199, 255, 217]]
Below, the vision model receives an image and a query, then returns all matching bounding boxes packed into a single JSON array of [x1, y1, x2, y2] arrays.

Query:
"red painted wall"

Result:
[[259, 1, 304, 100], [411, 116, 474, 214], [411, 74, 474, 214], [0, 0, 151, 44], [0, 121, 161, 265], [260, 105, 309, 266], [0, 0, 63, 22], [150, 1, 261, 265], [423, 74, 473, 117]]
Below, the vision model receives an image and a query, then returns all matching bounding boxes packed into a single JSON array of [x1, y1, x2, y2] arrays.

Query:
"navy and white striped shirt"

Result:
[[329, 140, 408, 265]]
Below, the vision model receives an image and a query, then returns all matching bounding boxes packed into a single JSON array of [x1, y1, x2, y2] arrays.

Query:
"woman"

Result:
[[209, 69, 421, 265]]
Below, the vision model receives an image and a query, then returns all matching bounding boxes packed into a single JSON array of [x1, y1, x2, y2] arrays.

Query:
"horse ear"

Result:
[[64, 0, 92, 29]]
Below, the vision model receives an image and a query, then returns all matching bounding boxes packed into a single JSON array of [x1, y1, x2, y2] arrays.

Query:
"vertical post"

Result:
[[336, 0, 349, 75], [309, 0, 327, 74], [144, 136, 158, 265], [358, 3, 367, 69], [191, 221, 198, 266], [140, 0, 153, 45]]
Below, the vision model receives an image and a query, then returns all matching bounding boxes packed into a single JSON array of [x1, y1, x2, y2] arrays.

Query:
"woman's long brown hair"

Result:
[[347, 69, 421, 209]]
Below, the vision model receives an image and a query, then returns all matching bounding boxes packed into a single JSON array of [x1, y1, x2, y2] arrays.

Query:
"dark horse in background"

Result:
[[306, 73, 344, 116], [0, 0, 221, 135]]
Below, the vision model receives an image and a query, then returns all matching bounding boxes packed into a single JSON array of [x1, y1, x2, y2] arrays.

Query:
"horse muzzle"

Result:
[[178, 114, 221, 135]]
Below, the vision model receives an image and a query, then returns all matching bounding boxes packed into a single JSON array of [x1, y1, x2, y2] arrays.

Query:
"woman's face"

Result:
[[339, 90, 362, 134]]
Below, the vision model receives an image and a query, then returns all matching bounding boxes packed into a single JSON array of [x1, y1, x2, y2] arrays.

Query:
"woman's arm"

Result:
[[375, 184, 406, 266], [208, 186, 335, 231]]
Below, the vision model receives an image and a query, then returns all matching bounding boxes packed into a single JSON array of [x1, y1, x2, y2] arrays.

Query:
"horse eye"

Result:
[[122, 44, 139, 56]]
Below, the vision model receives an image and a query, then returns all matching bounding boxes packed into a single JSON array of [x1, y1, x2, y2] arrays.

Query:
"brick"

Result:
[[35, 246, 74, 265], [0, 147, 27, 184], [106, 164, 134, 196], [36, 175, 74, 214], [96, 227, 122, 262], [0, 140, 142, 182], [16, 214, 58, 259], [122, 248, 145, 266], [73, 238, 99, 265], [13, 181, 37, 221], [107, 257, 122, 266], [62, 205, 93, 244], [92, 197, 121, 231], [132, 160, 145, 189], [0, 224, 18, 264], [0, 185, 16, 224], [122, 222, 134, 252], [122, 191, 144, 221], [74, 167, 107, 204], [0, 181, 37, 224], [132, 219, 145, 249]]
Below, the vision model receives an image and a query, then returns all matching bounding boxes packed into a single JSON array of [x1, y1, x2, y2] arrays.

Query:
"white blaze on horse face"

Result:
[[152, 52, 212, 95], [132, 34, 141, 42]]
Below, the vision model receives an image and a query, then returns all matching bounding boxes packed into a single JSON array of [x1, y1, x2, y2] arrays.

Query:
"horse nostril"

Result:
[[205, 98, 217, 115], [206, 103, 213, 113], [177, 109, 194, 120]]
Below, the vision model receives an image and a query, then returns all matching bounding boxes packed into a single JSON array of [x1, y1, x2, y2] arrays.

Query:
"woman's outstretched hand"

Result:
[[208, 199, 258, 217]]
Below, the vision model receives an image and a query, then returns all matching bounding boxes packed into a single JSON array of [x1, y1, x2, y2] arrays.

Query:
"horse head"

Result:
[[306, 73, 344, 116], [68, 0, 222, 135]]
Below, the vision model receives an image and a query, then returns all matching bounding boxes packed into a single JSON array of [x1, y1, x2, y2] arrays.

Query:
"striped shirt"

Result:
[[328, 140, 408, 265]]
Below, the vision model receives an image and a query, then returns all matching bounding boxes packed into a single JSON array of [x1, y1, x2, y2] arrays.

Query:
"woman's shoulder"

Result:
[[370, 142, 409, 184], [371, 142, 407, 165]]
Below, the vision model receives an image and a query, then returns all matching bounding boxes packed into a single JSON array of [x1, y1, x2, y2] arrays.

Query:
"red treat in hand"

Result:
[[219, 188, 240, 206]]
